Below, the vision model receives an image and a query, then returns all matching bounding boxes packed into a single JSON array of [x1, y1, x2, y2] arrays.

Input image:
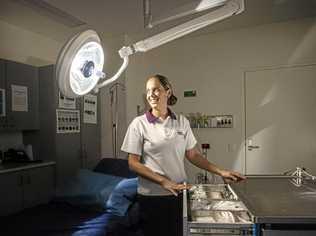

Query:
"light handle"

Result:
[[94, 56, 129, 93]]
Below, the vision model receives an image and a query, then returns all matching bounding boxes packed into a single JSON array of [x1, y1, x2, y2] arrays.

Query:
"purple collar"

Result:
[[145, 108, 177, 123]]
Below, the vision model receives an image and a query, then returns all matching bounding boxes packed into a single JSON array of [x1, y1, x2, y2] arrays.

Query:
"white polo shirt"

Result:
[[121, 109, 197, 196]]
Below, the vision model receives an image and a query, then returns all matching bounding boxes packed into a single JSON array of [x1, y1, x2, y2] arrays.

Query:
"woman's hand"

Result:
[[219, 169, 246, 183], [160, 179, 189, 196]]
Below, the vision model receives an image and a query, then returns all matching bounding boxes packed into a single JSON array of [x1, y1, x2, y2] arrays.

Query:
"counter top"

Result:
[[0, 161, 56, 174], [230, 176, 316, 224]]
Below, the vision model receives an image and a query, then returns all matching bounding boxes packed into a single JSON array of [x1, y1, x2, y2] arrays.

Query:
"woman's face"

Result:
[[146, 77, 170, 111]]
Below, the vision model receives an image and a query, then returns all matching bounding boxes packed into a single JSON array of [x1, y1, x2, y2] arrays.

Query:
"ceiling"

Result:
[[0, 0, 316, 43]]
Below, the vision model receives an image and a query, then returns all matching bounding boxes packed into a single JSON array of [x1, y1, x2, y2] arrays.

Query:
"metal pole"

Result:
[[115, 84, 118, 158], [109, 82, 125, 158]]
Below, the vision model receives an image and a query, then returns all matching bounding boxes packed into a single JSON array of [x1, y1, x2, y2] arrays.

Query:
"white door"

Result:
[[245, 64, 316, 175]]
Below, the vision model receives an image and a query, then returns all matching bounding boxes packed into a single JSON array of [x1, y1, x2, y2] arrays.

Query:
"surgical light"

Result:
[[56, 0, 244, 98]]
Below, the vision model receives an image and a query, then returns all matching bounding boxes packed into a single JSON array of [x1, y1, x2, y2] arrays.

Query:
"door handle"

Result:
[[248, 145, 260, 151]]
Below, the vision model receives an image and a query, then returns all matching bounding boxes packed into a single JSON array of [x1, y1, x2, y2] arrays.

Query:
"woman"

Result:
[[121, 74, 245, 236]]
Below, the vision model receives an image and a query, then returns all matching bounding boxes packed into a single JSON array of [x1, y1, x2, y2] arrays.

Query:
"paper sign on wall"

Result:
[[83, 94, 97, 124], [12, 85, 28, 112], [59, 92, 76, 109], [56, 109, 80, 133]]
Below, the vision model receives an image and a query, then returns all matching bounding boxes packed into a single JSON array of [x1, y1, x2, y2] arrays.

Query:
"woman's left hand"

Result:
[[219, 169, 246, 183]]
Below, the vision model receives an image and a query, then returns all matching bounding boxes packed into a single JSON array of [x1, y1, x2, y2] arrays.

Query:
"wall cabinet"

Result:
[[33, 65, 101, 185], [0, 59, 39, 130], [0, 163, 55, 216], [0, 171, 23, 216], [0, 60, 5, 89], [0, 60, 6, 122]]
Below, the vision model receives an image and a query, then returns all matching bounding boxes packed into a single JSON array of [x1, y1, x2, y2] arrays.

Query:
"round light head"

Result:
[[56, 30, 104, 98]]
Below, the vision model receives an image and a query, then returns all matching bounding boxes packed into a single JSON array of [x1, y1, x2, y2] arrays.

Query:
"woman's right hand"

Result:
[[129, 154, 190, 196], [160, 179, 188, 196]]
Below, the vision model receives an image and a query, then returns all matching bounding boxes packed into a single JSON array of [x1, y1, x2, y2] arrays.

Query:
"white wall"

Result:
[[0, 19, 61, 66], [125, 17, 316, 181], [0, 20, 61, 156], [2, 16, 316, 176]]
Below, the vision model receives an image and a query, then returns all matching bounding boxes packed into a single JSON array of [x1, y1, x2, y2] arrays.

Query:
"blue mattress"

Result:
[[1, 202, 141, 236]]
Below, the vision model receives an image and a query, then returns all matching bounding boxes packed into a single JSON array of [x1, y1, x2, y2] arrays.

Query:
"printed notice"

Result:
[[59, 92, 76, 109], [83, 94, 97, 124], [56, 109, 80, 134], [12, 85, 28, 112]]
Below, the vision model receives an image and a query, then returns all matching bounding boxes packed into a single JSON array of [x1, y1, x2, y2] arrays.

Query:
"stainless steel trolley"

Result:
[[184, 174, 316, 236]]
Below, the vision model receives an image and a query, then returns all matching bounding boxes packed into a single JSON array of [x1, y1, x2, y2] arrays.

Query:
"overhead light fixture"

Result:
[[144, 0, 229, 28], [56, 0, 244, 98], [56, 30, 105, 98]]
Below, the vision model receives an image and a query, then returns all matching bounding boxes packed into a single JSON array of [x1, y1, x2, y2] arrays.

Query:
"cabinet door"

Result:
[[56, 135, 81, 184], [0, 59, 4, 89], [6, 60, 39, 130], [23, 166, 55, 209], [38, 65, 81, 184], [0, 172, 23, 216], [0, 59, 7, 129]]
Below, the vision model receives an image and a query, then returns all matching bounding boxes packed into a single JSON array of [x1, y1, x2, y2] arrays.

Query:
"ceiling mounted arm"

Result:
[[133, 0, 244, 53], [144, 0, 229, 29], [97, 0, 244, 90], [95, 0, 243, 91], [56, 0, 244, 97], [143, 0, 152, 28]]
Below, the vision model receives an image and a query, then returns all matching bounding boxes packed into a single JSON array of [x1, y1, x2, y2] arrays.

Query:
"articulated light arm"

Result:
[[57, 0, 244, 97], [95, 0, 243, 90], [134, 0, 243, 52], [94, 56, 129, 93], [144, 0, 228, 29]]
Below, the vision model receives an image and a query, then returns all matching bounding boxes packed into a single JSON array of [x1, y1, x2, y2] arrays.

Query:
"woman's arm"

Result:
[[128, 153, 187, 195], [185, 147, 245, 182]]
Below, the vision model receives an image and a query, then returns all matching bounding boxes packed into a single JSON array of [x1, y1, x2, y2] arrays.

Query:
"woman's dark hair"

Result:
[[151, 74, 178, 106]]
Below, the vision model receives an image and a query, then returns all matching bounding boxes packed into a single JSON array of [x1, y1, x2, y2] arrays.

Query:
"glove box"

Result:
[[183, 184, 254, 236]]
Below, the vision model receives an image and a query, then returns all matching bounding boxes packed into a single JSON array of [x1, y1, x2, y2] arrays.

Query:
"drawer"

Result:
[[184, 184, 254, 236], [189, 184, 238, 201], [190, 210, 252, 224], [190, 200, 248, 212], [188, 228, 253, 235]]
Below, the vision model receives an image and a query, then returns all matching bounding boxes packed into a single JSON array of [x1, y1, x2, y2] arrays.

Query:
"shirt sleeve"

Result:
[[121, 118, 143, 156], [184, 117, 197, 150]]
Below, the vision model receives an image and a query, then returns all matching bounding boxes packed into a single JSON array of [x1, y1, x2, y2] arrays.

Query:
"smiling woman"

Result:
[[121, 74, 245, 236], [146, 74, 177, 111]]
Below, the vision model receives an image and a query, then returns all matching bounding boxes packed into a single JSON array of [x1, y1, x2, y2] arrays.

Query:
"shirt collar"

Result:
[[145, 108, 177, 123]]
